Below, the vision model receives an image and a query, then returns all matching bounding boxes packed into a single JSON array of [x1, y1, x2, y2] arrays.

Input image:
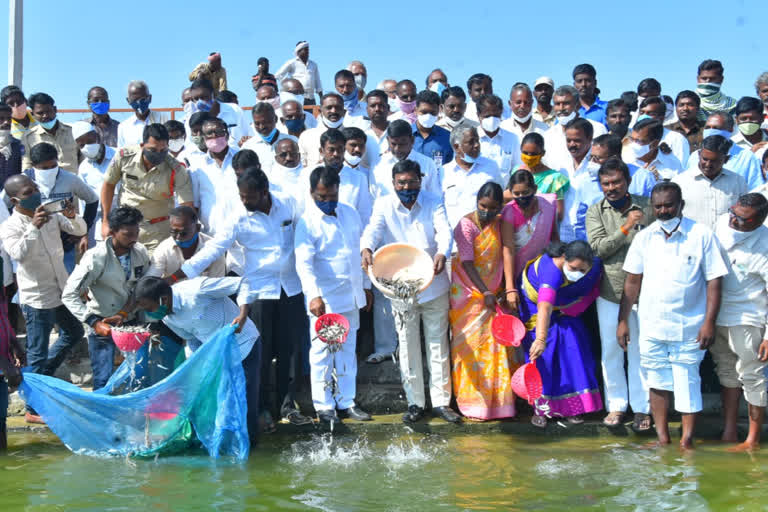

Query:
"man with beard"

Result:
[[532, 76, 556, 127]]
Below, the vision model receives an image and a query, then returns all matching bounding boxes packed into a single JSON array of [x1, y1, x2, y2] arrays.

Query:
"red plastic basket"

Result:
[[491, 306, 526, 347], [511, 363, 543, 405], [111, 329, 151, 352], [315, 313, 350, 344]]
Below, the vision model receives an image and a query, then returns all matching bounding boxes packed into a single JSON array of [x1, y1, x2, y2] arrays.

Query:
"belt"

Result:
[[148, 216, 169, 225]]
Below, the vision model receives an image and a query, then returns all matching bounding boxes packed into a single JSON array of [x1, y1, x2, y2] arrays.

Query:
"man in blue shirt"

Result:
[[574, 63, 607, 126], [412, 90, 453, 165]]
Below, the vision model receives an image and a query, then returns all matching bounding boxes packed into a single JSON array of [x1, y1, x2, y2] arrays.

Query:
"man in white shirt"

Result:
[[189, 118, 242, 238], [464, 73, 511, 122], [619, 181, 727, 449], [172, 167, 312, 427], [264, 139, 304, 209], [299, 93, 346, 170], [117, 80, 169, 148], [334, 69, 367, 128], [274, 41, 323, 106], [341, 126, 371, 186], [624, 118, 683, 181], [673, 135, 747, 230], [278, 78, 318, 130], [241, 103, 295, 175], [543, 85, 607, 172], [186, 78, 250, 148], [639, 96, 691, 167], [435, 86, 479, 133], [474, 94, 521, 177], [361, 160, 460, 424], [501, 83, 549, 140], [712, 193, 768, 451], [73, 121, 116, 247], [554, 118, 595, 241], [387, 80, 418, 125], [362, 90, 391, 172], [442, 125, 504, 228], [0, 175, 86, 422], [294, 166, 373, 425], [371, 120, 442, 200]]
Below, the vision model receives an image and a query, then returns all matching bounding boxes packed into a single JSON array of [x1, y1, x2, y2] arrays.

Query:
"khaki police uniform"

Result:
[[104, 146, 193, 252], [21, 121, 79, 173]]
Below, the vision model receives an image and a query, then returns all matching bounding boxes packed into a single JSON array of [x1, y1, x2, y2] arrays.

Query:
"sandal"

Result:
[[603, 411, 624, 427], [531, 415, 547, 428], [366, 352, 392, 364], [632, 413, 652, 432], [567, 415, 584, 424]]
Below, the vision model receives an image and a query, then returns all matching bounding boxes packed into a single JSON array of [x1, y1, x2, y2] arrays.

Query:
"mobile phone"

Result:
[[42, 199, 68, 213]]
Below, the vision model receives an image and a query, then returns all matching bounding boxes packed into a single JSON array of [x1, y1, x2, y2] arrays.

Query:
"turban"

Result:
[[294, 41, 309, 56]]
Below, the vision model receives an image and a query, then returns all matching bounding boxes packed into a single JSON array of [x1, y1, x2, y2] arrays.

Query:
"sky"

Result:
[[0, 0, 766, 122]]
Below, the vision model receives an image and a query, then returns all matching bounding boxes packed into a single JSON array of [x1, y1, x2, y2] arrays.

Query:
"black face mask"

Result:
[[607, 123, 629, 139], [514, 194, 535, 208], [477, 209, 499, 222], [607, 194, 630, 210], [143, 148, 168, 166]]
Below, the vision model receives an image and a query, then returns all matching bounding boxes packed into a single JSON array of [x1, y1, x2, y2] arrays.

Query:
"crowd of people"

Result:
[[1, 40, 768, 453]]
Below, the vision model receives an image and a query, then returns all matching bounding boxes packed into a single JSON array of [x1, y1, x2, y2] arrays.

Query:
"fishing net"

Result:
[[19, 326, 250, 460]]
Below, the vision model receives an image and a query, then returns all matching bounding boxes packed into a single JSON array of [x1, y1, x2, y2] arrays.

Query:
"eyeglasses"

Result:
[[203, 128, 228, 138], [395, 179, 421, 187], [728, 208, 755, 224], [276, 151, 299, 158]]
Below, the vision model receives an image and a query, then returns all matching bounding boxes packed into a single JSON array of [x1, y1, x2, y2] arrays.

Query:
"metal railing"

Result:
[[57, 105, 321, 121]]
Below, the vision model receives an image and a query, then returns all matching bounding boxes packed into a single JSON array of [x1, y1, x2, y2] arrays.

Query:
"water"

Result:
[[3, 431, 768, 510]]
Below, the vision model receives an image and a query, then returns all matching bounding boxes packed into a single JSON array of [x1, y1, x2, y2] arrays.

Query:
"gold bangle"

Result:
[[117, 310, 128, 318]]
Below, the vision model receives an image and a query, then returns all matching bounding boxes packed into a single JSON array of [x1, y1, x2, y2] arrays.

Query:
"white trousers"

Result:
[[372, 287, 398, 356], [395, 293, 452, 408], [711, 325, 768, 407], [309, 310, 359, 411], [596, 297, 649, 414]]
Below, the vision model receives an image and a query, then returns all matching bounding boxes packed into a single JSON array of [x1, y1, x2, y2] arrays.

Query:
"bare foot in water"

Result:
[[721, 432, 739, 443], [727, 441, 760, 453], [641, 439, 671, 449], [679, 437, 695, 451]]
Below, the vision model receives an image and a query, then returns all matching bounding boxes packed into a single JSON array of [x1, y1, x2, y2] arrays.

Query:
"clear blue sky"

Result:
[[0, 0, 766, 121]]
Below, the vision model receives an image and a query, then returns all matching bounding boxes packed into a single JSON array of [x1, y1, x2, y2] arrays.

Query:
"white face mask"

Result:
[[557, 111, 577, 125], [169, 138, 185, 153], [322, 116, 344, 129], [481, 116, 501, 133], [658, 216, 681, 234], [344, 151, 362, 167], [429, 81, 446, 96], [563, 264, 585, 282], [279, 91, 304, 106], [388, 97, 400, 112], [34, 167, 59, 194], [512, 111, 532, 123], [629, 141, 651, 160], [586, 160, 601, 177], [417, 113, 438, 129], [445, 116, 463, 128], [81, 143, 101, 159]]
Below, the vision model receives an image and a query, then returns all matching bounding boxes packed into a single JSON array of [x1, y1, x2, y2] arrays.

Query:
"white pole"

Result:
[[8, 0, 22, 87]]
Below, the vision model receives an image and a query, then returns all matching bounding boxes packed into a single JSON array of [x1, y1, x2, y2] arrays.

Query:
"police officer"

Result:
[[100, 123, 194, 253]]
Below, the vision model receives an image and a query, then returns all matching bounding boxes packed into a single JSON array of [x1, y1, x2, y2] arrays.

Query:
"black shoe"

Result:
[[338, 406, 372, 421], [433, 406, 462, 424], [283, 409, 313, 426], [317, 410, 342, 426], [402, 405, 424, 423]]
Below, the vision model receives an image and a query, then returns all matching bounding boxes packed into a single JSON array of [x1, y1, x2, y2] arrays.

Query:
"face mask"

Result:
[[658, 216, 681, 234], [608, 123, 628, 138], [354, 74, 367, 89], [259, 127, 278, 142], [168, 138, 185, 153], [607, 194, 630, 209], [738, 122, 761, 136], [145, 304, 168, 321], [190, 135, 206, 152], [322, 116, 344, 129], [89, 102, 110, 115], [461, 152, 477, 164], [481, 116, 501, 133], [563, 265, 585, 282], [35, 167, 59, 191], [11, 103, 27, 119], [586, 161, 601, 177], [345, 151, 362, 166], [557, 111, 577, 125], [629, 141, 651, 160], [636, 114, 653, 123], [702, 128, 732, 139], [192, 99, 213, 113], [477, 209, 498, 222], [315, 200, 338, 215], [429, 81, 446, 96], [143, 148, 168, 166], [129, 97, 151, 115], [395, 188, 420, 204], [81, 143, 101, 159], [512, 111, 532, 123], [520, 153, 542, 168], [183, 101, 194, 114], [15, 191, 42, 211], [388, 97, 400, 113], [341, 88, 359, 111], [398, 99, 417, 114], [719, 222, 753, 250], [206, 136, 228, 153], [514, 194, 535, 208], [279, 91, 304, 106], [696, 82, 721, 97], [175, 231, 199, 249], [445, 116, 463, 128], [417, 113, 438, 129], [284, 118, 305, 133], [40, 118, 57, 131]]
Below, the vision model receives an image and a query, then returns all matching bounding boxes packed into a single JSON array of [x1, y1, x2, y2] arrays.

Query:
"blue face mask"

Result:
[[315, 200, 338, 215], [284, 118, 305, 133], [259, 127, 278, 142], [129, 97, 151, 115], [703, 128, 732, 139], [194, 99, 213, 112], [40, 118, 57, 131], [462, 152, 477, 164], [607, 194, 630, 210], [15, 191, 42, 211], [396, 188, 420, 204], [175, 231, 199, 249], [341, 88, 359, 111], [89, 102, 110, 115], [145, 304, 168, 321]]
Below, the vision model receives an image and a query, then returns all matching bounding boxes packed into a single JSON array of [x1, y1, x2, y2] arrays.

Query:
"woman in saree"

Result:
[[503, 132, 569, 222], [519, 240, 604, 427], [501, 169, 559, 283], [449, 183, 517, 420]]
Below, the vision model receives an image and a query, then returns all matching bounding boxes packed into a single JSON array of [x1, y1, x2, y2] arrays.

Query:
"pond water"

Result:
[[2, 430, 767, 511]]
